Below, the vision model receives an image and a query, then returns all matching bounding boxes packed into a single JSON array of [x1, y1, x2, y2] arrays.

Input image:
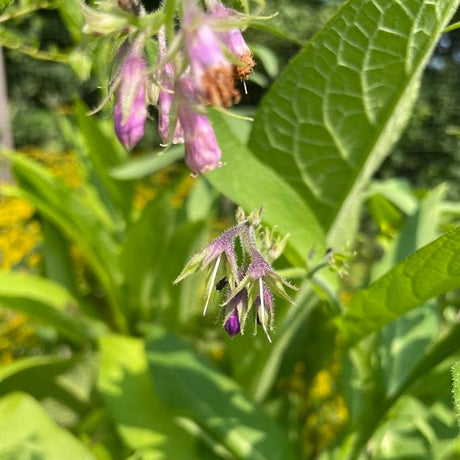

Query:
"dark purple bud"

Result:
[[183, 5, 239, 107], [114, 42, 147, 150], [224, 308, 241, 337]]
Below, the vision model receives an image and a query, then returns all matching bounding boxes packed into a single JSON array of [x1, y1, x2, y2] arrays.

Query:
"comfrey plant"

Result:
[[175, 209, 297, 342], [83, 0, 256, 174]]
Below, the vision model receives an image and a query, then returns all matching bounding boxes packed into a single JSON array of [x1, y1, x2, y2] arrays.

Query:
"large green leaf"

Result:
[[0, 271, 105, 344], [0, 392, 95, 459], [98, 335, 194, 458], [145, 325, 294, 460], [208, 111, 326, 266], [249, 0, 459, 247], [339, 226, 460, 344]]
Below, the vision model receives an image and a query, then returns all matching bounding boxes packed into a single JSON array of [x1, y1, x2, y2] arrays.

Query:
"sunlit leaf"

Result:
[[146, 325, 294, 460], [249, 0, 459, 247], [208, 110, 326, 266], [0, 271, 105, 344], [98, 335, 195, 457], [0, 392, 95, 459], [339, 226, 460, 345]]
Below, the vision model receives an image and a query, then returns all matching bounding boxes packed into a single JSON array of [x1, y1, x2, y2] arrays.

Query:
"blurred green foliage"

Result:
[[0, 0, 460, 459]]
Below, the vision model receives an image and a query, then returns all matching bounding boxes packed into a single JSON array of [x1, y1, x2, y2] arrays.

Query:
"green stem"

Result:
[[0, 37, 69, 63], [342, 322, 460, 460], [163, 0, 176, 44], [0, 1, 55, 23], [252, 283, 318, 402], [444, 21, 460, 33], [249, 22, 304, 46]]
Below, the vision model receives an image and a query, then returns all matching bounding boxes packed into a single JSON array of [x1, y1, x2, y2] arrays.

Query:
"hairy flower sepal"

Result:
[[82, 2, 132, 36], [223, 250, 297, 341], [174, 209, 296, 340], [174, 223, 245, 314]]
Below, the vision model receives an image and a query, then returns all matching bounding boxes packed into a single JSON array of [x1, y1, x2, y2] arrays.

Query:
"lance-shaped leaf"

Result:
[[339, 226, 460, 345], [0, 271, 105, 344], [249, 0, 460, 247]]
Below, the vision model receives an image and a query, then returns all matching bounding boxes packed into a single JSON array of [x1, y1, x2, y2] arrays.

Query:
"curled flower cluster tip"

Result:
[[174, 209, 297, 342]]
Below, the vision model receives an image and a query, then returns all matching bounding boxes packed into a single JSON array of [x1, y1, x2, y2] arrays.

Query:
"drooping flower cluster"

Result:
[[96, 0, 255, 175], [174, 209, 297, 341]]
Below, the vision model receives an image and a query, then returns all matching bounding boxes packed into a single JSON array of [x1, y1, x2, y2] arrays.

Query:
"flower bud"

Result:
[[113, 42, 148, 150], [82, 4, 129, 35], [224, 308, 241, 337], [183, 5, 239, 107]]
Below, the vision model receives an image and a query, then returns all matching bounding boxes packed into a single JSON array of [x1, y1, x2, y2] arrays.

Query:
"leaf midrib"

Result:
[[327, 0, 458, 244]]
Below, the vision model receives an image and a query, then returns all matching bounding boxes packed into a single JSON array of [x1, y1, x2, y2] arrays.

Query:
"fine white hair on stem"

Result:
[[203, 255, 221, 316], [259, 278, 271, 343]]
